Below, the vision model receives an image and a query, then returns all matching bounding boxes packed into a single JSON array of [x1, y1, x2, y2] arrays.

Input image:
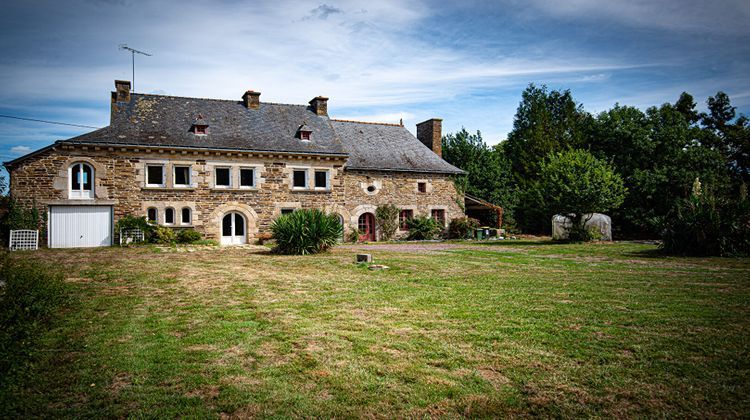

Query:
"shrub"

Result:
[[346, 228, 363, 243], [0, 199, 45, 246], [0, 252, 70, 377], [115, 215, 154, 245], [375, 204, 400, 241], [406, 216, 442, 240], [176, 228, 202, 244], [271, 209, 343, 255], [660, 182, 750, 256], [448, 217, 480, 239], [150, 225, 177, 244]]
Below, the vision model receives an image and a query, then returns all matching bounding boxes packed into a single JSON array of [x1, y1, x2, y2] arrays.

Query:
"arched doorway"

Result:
[[358, 212, 376, 242], [336, 214, 345, 242], [221, 212, 246, 245]]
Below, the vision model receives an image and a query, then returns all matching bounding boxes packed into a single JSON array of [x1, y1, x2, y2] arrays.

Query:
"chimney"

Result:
[[416, 118, 443, 158], [112, 80, 131, 103], [242, 90, 261, 109], [309, 96, 329, 116]]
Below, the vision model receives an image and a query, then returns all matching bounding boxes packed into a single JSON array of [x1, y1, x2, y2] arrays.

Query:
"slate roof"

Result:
[[69, 93, 347, 156], [6, 92, 463, 174], [331, 120, 463, 174]]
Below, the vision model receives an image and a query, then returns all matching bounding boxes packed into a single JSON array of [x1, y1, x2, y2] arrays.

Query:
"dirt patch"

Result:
[[107, 372, 131, 395], [477, 367, 511, 388], [186, 385, 220, 400]]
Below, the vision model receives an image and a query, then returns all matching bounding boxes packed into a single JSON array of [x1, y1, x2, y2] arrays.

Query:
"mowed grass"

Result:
[[1, 240, 749, 417]]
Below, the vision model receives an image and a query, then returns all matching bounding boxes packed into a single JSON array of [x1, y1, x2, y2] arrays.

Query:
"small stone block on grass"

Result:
[[356, 254, 373, 263]]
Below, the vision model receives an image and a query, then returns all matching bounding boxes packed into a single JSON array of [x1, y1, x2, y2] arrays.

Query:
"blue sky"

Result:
[[0, 0, 748, 165]]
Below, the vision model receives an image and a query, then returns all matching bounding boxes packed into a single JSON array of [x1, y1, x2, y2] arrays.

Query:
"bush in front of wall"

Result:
[[150, 225, 177, 244], [406, 216, 442, 240], [375, 204, 400, 241], [271, 209, 343, 255], [448, 216, 481, 239], [176, 229, 202, 244]]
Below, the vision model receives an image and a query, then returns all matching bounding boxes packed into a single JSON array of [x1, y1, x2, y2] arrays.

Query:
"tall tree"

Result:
[[503, 84, 593, 183]]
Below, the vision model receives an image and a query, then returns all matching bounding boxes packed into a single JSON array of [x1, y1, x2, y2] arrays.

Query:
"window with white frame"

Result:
[[69, 162, 94, 199], [215, 167, 231, 188], [164, 208, 175, 225], [292, 169, 307, 189], [146, 164, 165, 187], [239, 168, 255, 188], [181, 207, 191, 225], [174, 165, 191, 187], [314, 170, 330, 190]]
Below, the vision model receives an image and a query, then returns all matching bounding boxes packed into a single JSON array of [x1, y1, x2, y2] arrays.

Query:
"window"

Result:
[[181, 207, 191, 225], [165, 208, 175, 225], [174, 166, 191, 186], [69, 163, 94, 199], [293, 169, 307, 189], [280, 208, 295, 215], [300, 131, 311, 141], [399, 209, 413, 230], [314, 170, 329, 189], [240, 168, 255, 188], [146, 165, 165, 187], [431, 209, 446, 226], [194, 125, 207, 135], [417, 182, 427, 193], [147, 208, 158, 223], [215, 167, 231, 187]]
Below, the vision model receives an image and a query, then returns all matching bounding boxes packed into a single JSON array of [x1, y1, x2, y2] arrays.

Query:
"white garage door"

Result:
[[49, 206, 113, 248]]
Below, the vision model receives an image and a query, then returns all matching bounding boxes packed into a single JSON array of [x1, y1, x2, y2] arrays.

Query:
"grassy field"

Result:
[[1, 240, 749, 417]]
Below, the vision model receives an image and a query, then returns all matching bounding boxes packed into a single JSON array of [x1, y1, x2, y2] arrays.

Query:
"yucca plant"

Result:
[[270, 209, 343, 255]]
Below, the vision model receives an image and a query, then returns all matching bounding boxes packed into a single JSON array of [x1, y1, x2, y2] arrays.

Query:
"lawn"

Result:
[[1, 240, 749, 417]]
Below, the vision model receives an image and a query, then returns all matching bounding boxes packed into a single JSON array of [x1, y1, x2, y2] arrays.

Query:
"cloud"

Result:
[[524, 0, 750, 34], [10, 145, 32, 155], [302, 4, 344, 20]]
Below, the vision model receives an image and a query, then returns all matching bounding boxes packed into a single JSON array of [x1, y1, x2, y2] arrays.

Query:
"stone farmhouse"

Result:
[[3, 80, 487, 248]]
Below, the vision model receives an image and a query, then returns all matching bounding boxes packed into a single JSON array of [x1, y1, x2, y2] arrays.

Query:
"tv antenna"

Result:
[[118, 44, 152, 92]]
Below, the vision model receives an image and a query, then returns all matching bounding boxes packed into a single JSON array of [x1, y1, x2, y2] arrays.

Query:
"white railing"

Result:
[[119, 228, 145, 246], [9, 229, 39, 251]]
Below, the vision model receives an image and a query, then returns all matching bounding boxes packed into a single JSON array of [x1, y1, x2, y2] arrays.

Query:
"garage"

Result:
[[48, 205, 113, 248]]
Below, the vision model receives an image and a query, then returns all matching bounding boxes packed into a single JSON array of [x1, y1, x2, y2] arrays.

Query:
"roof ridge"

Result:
[[330, 118, 403, 127], [131, 92, 309, 108]]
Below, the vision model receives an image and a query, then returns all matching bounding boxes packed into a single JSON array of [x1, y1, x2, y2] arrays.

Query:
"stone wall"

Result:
[[342, 169, 463, 239], [8, 145, 463, 243]]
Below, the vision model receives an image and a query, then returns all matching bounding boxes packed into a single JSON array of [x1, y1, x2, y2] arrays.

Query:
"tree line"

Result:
[[442, 84, 749, 247]]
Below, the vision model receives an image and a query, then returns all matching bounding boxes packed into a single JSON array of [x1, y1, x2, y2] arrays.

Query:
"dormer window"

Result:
[[191, 114, 209, 135], [297, 123, 312, 141]]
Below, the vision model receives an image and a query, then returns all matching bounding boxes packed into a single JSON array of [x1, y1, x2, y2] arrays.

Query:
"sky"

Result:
[[0, 0, 749, 165]]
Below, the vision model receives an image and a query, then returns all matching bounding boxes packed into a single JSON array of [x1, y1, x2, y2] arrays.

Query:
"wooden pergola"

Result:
[[464, 194, 503, 228]]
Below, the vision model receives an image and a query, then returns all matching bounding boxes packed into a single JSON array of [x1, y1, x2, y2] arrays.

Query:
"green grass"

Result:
[[1, 240, 748, 417]]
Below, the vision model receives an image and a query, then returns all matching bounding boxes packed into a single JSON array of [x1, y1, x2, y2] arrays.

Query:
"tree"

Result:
[[442, 128, 517, 225], [504, 84, 593, 183], [537, 149, 626, 241]]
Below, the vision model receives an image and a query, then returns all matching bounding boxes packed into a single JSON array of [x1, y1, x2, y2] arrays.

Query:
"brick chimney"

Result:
[[112, 80, 131, 103], [416, 118, 443, 158], [309, 96, 329, 116], [242, 90, 261, 109]]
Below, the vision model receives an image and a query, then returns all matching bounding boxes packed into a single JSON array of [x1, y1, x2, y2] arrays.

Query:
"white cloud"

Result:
[[524, 0, 750, 34], [10, 145, 32, 155]]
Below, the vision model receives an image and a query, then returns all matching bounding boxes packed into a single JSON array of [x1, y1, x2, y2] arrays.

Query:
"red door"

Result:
[[358, 213, 376, 241]]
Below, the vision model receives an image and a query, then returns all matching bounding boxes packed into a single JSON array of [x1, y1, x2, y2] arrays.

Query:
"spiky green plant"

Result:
[[271, 209, 343, 255]]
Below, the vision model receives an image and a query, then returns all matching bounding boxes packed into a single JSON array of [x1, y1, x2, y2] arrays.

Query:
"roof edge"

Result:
[[61, 140, 350, 158], [344, 165, 465, 175]]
